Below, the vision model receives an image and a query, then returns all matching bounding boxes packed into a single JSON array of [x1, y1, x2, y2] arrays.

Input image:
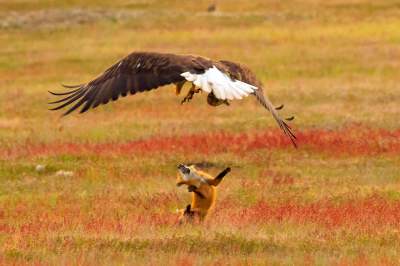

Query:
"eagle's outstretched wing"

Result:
[[49, 52, 296, 147], [219, 60, 297, 147], [50, 52, 258, 116], [49, 52, 213, 115]]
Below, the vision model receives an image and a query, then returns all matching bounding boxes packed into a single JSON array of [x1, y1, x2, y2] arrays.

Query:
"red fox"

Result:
[[176, 164, 231, 223]]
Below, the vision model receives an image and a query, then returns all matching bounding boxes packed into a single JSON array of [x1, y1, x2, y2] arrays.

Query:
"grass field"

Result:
[[1, 0, 400, 265]]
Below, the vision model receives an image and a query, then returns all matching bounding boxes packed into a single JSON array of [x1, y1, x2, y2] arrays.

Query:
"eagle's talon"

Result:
[[181, 95, 191, 104], [181, 86, 198, 104]]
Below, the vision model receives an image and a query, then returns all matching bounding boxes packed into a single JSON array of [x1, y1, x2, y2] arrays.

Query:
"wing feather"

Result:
[[48, 88, 84, 104], [48, 86, 81, 96], [218, 60, 297, 147], [254, 89, 297, 147], [49, 89, 86, 111], [79, 86, 101, 113]]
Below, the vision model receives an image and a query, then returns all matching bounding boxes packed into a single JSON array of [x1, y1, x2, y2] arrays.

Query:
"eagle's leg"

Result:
[[175, 81, 186, 95], [181, 84, 201, 104], [207, 92, 230, 107]]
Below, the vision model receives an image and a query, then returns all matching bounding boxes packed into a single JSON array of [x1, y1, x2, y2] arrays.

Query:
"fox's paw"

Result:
[[187, 185, 197, 192]]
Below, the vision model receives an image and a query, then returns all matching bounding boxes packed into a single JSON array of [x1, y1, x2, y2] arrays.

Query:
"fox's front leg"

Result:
[[187, 185, 205, 199]]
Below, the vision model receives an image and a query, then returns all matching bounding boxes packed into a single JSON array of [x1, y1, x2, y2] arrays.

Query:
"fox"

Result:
[[176, 164, 231, 223]]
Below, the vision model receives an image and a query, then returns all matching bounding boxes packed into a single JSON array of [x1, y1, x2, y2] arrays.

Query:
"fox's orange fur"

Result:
[[176, 164, 230, 223]]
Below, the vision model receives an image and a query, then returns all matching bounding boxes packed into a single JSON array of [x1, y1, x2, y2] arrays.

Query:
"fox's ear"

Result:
[[208, 167, 231, 186]]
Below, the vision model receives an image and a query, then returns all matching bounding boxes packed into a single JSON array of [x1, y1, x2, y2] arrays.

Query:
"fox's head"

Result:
[[176, 164, 205, 188]]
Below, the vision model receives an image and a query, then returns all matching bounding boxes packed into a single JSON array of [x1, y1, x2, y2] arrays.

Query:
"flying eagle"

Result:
[[49, 51, 297, 146]]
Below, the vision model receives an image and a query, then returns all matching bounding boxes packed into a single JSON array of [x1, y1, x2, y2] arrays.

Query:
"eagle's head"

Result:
[[176, 164, 204, 188], [207, 92, 230, 107]]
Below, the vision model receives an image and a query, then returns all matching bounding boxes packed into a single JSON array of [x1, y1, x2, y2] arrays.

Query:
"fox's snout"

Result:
[[178, 164, 190, 175]]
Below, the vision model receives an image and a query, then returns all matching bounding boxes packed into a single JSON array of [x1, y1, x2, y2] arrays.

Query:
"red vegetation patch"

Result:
[[220, 195, 400, 230], [2, 125, 400, 159], [3, 195, 400, 243]]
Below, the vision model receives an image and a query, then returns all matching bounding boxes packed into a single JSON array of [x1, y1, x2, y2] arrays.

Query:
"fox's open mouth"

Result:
[[178, 164, 190, 175]]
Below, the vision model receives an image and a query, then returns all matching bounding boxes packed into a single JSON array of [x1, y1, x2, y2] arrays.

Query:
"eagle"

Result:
[[49, 51, 297, 146]]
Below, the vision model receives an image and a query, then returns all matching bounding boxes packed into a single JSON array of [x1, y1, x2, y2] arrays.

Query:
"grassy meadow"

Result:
[[1, 0, 400, 264]]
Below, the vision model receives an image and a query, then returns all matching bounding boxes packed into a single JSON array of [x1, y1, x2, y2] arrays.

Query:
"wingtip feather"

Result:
[[62, 83, 83, 88], [48, 84, 83, 96]]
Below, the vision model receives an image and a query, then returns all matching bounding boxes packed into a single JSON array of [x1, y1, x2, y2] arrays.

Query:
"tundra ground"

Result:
[[1, 0, 400, 265]]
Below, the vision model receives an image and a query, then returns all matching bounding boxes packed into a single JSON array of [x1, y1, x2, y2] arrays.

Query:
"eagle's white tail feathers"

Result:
[[181, 66, 257, 101], [181, 72, 197, 83]]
